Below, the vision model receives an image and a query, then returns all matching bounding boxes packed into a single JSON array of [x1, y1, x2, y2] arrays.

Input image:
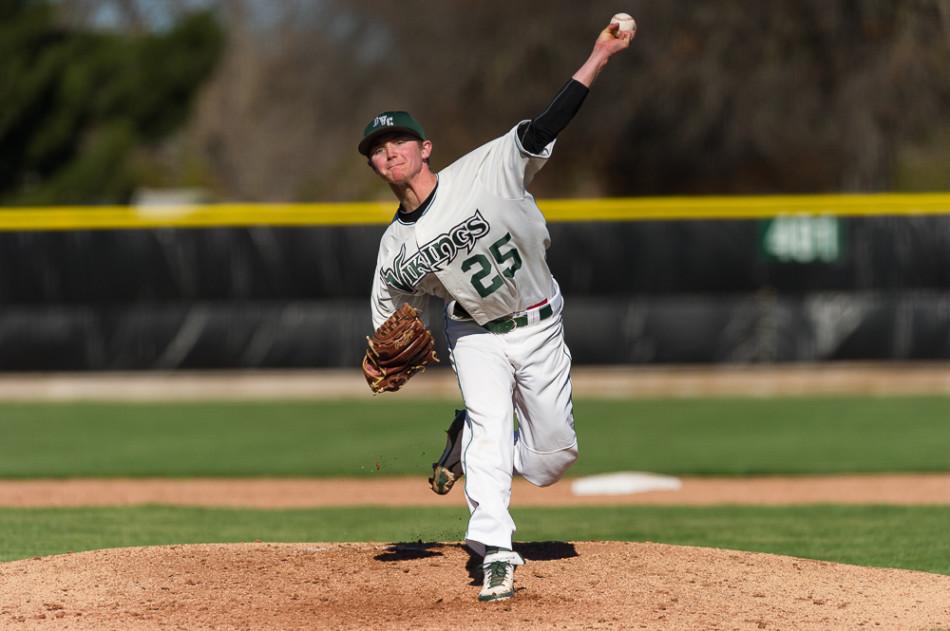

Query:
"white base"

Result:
[[571, 471, 682, 496]]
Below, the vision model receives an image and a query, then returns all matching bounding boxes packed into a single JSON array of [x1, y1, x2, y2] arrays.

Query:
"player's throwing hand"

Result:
[[574, 15, 636, 87], [597, 20, 636, 50]]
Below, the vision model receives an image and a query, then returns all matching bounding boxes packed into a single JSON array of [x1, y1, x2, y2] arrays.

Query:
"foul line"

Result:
[[1, 193, 949, 231]]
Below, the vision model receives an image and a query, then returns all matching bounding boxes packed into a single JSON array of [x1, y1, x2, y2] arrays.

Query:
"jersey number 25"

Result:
[[460, 232, 523, 298]]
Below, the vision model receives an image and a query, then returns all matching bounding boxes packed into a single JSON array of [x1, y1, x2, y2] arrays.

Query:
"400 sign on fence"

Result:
[[760, 215, 842, 264]]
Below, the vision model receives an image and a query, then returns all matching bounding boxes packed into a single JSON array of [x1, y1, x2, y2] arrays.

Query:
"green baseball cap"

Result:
[[358, 111, 426, 156]]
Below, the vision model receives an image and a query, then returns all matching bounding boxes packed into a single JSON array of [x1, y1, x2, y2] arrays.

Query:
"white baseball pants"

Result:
[[444, 290, 577, 554]]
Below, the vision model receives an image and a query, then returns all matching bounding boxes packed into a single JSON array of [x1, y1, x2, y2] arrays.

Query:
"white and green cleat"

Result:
[[478, 550, 525, 602]]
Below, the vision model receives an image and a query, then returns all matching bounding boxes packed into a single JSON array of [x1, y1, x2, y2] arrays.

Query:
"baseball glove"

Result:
[[362, 303, 439, 393]]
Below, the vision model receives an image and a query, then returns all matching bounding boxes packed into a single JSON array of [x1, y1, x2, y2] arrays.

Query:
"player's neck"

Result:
[[391, 168, 438, 213]]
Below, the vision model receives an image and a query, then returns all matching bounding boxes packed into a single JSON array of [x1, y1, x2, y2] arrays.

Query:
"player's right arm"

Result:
[[519, 20, 636, 153], [479, 21, 634, 197], [572, 21, 635, 88]]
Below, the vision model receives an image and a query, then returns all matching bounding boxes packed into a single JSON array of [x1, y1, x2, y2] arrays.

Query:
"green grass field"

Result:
[[1, 505, 948, 574], [2, 396, 949, 574], [1, 397, 948, 477]]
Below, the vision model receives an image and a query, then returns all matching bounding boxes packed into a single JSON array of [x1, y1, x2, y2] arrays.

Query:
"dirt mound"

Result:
[[1, 542, 947, 630]]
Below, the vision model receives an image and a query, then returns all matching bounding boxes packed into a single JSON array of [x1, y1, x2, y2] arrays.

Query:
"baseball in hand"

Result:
[[611, 12, 636, 34]]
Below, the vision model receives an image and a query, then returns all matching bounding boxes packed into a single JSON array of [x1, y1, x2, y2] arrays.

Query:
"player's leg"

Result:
[[509, 306, 578, 487], [429, 408, 465, 494], [444, 317, 519, 552]]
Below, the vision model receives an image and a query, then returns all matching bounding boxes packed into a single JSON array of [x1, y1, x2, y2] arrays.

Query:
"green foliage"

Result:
[[0, 1, 223, 204], [1, 505, 948, 575], [0, 397, 948, 478]]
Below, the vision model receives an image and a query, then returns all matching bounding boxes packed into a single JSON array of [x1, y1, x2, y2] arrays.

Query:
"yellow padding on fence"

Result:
[[1, 193, 949, 231]]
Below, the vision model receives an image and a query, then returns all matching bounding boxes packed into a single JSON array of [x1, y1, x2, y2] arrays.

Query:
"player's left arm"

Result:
[[370, 268, 428, 332], [369, 242, 429, 330]]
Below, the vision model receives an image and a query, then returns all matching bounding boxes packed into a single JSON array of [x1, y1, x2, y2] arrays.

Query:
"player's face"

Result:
[[368, 133, 432, 185]]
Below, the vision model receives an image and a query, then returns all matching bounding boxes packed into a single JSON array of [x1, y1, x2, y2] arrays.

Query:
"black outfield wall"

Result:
[[1, 217, 948, 370]]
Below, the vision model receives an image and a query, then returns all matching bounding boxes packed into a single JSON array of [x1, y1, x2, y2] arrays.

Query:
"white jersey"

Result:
[[371, 122, 557, 329]]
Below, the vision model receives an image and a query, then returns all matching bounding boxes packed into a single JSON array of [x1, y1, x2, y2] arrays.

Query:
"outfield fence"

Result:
[[2, 193, 949, 370]]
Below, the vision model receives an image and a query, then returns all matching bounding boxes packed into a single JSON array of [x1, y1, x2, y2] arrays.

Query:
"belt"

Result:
[[455, 299, 554, 334]]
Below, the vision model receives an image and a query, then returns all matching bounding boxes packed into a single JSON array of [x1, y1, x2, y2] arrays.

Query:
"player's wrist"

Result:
[[590, 43, 613, 61], [573, 52, 609, 87]]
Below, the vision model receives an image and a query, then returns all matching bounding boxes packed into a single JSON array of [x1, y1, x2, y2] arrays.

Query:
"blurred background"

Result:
[[2, 0, 950, 371]]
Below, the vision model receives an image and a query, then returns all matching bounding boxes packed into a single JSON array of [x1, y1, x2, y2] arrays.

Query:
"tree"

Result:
[[0, 0, 224, 204], [6, 1, 948, 202], [183, 0, 950, 200]]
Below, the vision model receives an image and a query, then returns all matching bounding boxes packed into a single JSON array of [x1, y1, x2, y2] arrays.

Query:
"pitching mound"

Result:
[[2, 542, 948, 630]]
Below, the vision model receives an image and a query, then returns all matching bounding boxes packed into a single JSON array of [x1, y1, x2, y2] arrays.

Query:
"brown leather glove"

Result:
[[362, 304, 439, 393]]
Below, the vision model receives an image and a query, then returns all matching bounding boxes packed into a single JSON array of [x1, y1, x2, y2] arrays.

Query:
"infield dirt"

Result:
[[1, 541, 948, 630], [1, 474, 950, 507]]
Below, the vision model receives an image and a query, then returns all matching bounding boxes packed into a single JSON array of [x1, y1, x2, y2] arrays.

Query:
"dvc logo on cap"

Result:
[[359, 111, 426, 155]]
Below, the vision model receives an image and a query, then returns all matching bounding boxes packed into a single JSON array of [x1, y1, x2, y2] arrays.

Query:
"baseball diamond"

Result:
[[0, 367, 949, 629]]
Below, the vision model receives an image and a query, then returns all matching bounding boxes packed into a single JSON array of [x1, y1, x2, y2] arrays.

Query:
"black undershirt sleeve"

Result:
[[518, 79, 590, 154]]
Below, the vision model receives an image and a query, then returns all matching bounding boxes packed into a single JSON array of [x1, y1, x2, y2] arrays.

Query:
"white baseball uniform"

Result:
[[370, 122, 577, 553]]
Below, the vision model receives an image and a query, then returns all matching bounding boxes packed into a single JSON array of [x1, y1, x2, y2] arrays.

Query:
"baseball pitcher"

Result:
[[360, 19, 635, 602]]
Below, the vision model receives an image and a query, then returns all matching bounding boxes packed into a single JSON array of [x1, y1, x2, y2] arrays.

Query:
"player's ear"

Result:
[[420, 139, 433, 162]]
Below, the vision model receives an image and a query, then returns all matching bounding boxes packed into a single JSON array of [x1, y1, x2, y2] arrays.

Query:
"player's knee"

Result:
[[523, 443, 578, 487]]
